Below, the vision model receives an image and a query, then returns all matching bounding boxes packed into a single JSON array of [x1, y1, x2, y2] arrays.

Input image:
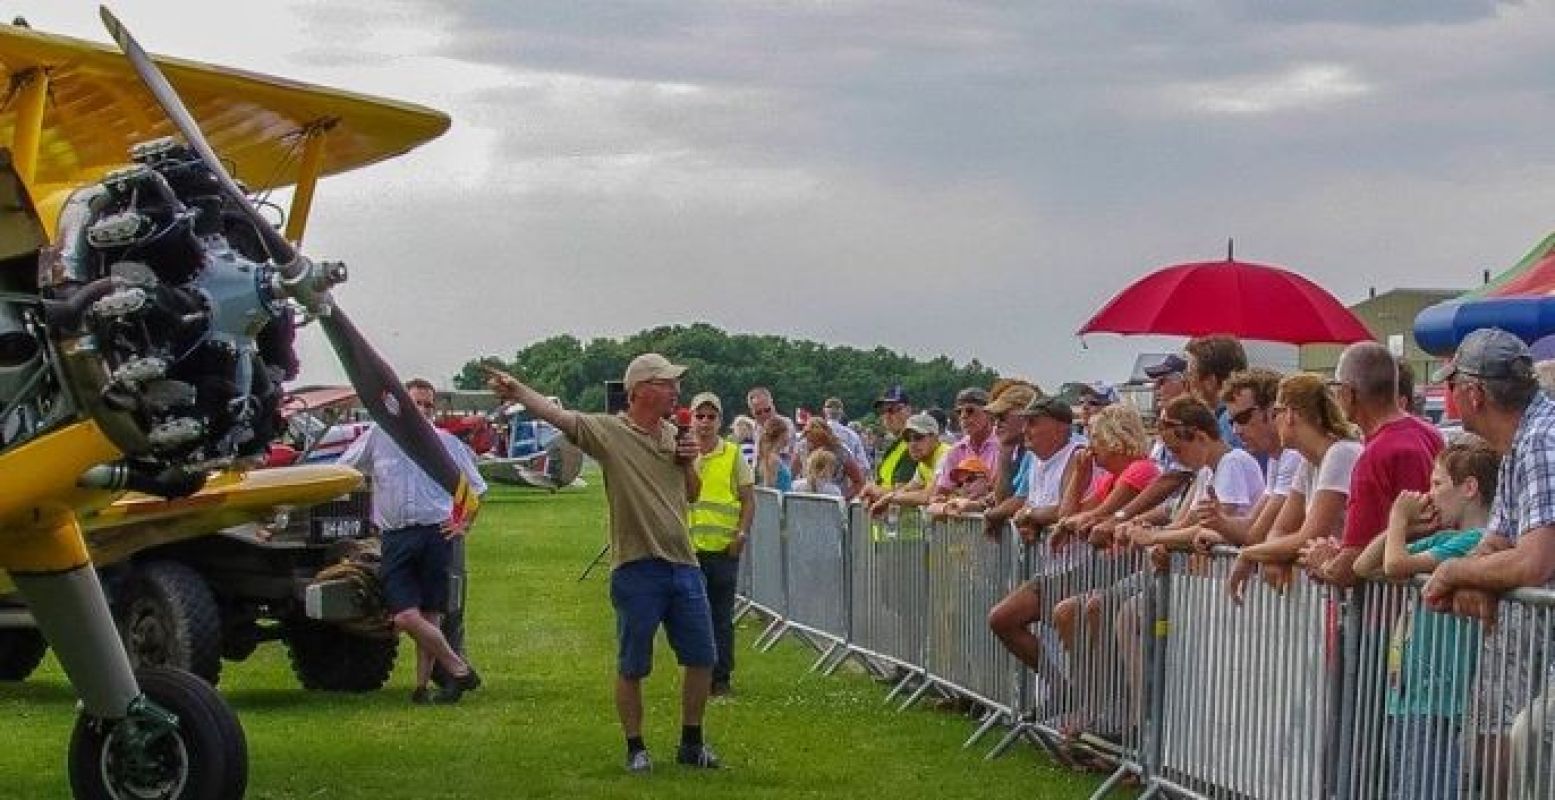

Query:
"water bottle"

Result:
[[885, 504, 901, 539]]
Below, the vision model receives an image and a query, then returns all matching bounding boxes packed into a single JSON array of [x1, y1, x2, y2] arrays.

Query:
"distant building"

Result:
[[1299, 287, 1465, 382]]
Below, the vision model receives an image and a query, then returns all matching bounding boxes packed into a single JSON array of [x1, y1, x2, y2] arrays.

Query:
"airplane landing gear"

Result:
[[68, 667, 247, 800]]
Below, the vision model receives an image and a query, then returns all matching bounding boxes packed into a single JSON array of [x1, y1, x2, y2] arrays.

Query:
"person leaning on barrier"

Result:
[[869, 412, 949, 515], [1305, 342, 1442, 587], [1224, 374, 1361, 603], [1052, 403, 1160, 547], [1010, 396, 1090, 541], [980, 380, 1040, 538], [1121, 396, 1264, 557], [1422, 331, 1555, 796], [687, 392, 755, 699], [1192, 368, 1305, 551], [795, 417, 867, 499], [485, 355, 723, 772], [1088, 354, 1195, 542], [1355, 436, 1498, 800], [929, 387, 1000, 507], [858, 384, 916, 505]]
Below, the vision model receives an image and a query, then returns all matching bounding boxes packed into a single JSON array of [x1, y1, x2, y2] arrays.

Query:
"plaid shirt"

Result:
[[1488, 392, 1555, 541]]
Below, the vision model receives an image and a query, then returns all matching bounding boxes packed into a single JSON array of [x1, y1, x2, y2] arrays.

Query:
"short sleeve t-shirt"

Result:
[[1089, 458, 1161, 502], [1342, 416, 1442, 549], [1183, 447, 1265, 517], [570, 413, 699, 569], [1268, 449, 1306, 498], [1291, 440, 1364, 511]]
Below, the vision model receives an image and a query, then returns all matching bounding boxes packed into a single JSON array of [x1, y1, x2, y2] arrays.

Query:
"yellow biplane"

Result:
[[0, 8, 474, 798]]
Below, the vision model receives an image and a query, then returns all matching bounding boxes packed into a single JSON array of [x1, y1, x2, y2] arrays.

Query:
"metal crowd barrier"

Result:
[[735, 497, 1555, 800]]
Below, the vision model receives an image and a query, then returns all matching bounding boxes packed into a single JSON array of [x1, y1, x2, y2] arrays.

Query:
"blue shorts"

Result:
[[380, 524, 452, 614], [610, 558, 715, 679]]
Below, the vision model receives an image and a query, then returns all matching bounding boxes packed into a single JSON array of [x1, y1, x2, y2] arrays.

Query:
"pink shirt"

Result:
[[1088, 458, 1161, 502], [934, 434, 1002, 493]]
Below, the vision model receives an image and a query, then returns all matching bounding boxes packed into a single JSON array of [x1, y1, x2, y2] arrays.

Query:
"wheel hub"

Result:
[[125, 600, 171, 666], [99, 695, 187, 800]]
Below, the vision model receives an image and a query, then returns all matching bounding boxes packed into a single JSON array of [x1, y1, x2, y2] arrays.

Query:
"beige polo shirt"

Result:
[[571, 412, 699, 569]]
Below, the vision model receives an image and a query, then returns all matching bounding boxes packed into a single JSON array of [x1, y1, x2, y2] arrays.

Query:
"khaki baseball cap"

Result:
[[985, 382, 1039, 415], [689, 392, 722, 414], [623, 352, 687, 390]]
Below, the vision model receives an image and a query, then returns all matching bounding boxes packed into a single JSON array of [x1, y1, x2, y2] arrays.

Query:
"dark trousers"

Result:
[[696, 550, 740, 686]]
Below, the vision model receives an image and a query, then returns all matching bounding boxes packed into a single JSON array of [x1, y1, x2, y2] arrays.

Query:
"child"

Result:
[[1355, 435, 1497, 800], [792, 449, 842, 496]]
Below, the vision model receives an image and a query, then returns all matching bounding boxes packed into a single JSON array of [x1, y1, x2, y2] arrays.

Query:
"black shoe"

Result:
[[410, 687, 433, 705], [626, 749, 653, 773], [433, 666, 482, 704], [676, 743, 721, 768], [710, 682, 732, 697]]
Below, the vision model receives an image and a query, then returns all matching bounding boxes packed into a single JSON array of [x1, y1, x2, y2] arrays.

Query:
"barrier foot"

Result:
[[898, 678, 935, 712], [963, 710, 1003, 749], [732, 599, 753, 624], [757, 622, 790, 652], [791, 627, 825, 654], [1086, 764, 1135, 800], [752, 617, 783, 649], [807, 641, 841, 673], [883, 671, 918, 704], [819, 648, 853, 676], [986, 723, 1034, 760]]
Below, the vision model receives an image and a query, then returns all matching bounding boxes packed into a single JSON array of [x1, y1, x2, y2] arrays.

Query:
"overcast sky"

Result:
[[38, 1, 1555, 394]]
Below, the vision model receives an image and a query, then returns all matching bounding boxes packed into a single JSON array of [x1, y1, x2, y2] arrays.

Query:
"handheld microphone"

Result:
[[674, 407, 692, 435]]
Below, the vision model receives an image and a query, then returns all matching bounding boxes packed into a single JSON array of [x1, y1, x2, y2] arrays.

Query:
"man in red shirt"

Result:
[[1305, 342, 1442, 585]]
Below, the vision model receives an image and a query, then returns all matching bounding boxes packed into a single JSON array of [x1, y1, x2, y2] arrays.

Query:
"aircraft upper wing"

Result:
[[0, 22, 450, 194]]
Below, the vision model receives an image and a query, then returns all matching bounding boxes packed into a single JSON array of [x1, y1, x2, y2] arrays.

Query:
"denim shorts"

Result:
[[610, 558, 715, 679], [380, 524, 451, 614]]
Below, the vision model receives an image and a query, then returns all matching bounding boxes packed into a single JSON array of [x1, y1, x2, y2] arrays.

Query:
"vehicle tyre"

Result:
[[68, 666, 247, 800], [115, 561, 223, 686], [0, 628, 48, 681], [283, 617, 397, 692]]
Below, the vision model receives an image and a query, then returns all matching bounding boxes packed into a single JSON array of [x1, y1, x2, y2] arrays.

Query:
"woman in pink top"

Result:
[[1054, 404, 1161, 547]]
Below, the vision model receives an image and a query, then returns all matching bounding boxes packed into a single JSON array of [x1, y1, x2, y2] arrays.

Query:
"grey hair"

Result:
[[1336, 342, 1397, 406]]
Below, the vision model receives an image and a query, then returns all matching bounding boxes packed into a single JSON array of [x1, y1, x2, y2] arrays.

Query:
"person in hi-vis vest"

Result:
[[688, 391, 756, 696]]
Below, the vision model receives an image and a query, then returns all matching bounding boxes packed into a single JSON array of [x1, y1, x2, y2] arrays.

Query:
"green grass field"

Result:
[[0, 477, 1103, 799]]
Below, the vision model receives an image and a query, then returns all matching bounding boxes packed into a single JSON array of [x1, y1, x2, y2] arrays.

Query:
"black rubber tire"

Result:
[[0, 628, 48, 681], [68, 666, 248, 800], [282, 617, 397, 693], [114, 561, 223, 686]]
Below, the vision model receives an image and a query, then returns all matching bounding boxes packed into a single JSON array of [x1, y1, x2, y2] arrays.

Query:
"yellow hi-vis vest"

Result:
[[877, 437, 910, 489], [691, 440, 742, 553]]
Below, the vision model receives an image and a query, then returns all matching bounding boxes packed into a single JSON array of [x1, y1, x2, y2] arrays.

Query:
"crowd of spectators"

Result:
[[725, 329, 1555, 798]]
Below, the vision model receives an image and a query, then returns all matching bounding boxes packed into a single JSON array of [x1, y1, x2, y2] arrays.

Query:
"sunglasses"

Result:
[[882, 404, 906, 414], [1158, 419, 1194, 440], [693, 412, 719, 420], [956, 405, 985, 416], [1229, 405, 1265, 426], [904, 431, 927, 442]]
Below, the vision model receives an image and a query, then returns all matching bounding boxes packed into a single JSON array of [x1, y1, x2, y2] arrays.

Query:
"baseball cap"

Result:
[[985, 382, 1039, 415], [954, 387, 990, 408], [1019, 395, 1074, 425], [904, 412, 940, 437], [623, 352, 687, 390], [874, 384, 909, 409], [823, 396, 844, 410], [1144, 354, 1188, 380], [1433, 328, 1534, 383], [1080, 381, 1119, 406], [689, 392, 722, 414]]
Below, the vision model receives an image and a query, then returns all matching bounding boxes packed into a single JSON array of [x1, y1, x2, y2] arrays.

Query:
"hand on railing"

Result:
[[1226, 554, 1256, 605], [1191, 527, 1224, 554], [1298, 537, 1339, 573]]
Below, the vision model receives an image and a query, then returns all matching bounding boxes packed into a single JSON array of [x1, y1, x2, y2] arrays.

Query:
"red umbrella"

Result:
[[1078, 249, 1373, 345]]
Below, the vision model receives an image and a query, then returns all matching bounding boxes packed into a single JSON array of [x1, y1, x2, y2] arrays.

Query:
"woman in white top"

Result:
[[1227, 373, 1363, 603], [1124, 396, 1265, 552]]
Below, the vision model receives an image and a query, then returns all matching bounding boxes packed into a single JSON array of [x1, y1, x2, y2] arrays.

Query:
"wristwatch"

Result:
[[1113, 510, 1129, 521]]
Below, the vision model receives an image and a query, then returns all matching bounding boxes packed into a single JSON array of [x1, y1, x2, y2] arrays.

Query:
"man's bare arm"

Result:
[[484, 367, 583, 438]]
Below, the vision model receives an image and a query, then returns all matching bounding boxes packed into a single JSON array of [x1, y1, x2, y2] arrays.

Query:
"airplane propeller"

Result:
[[99, 6, 479, 523]]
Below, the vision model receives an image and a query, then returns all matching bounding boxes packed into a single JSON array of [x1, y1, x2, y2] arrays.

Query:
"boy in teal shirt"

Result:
[[1356, 435, 1500, 799]]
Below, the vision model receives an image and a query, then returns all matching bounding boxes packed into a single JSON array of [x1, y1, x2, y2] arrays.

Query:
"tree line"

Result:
[[454, 323, 1000, 421]]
